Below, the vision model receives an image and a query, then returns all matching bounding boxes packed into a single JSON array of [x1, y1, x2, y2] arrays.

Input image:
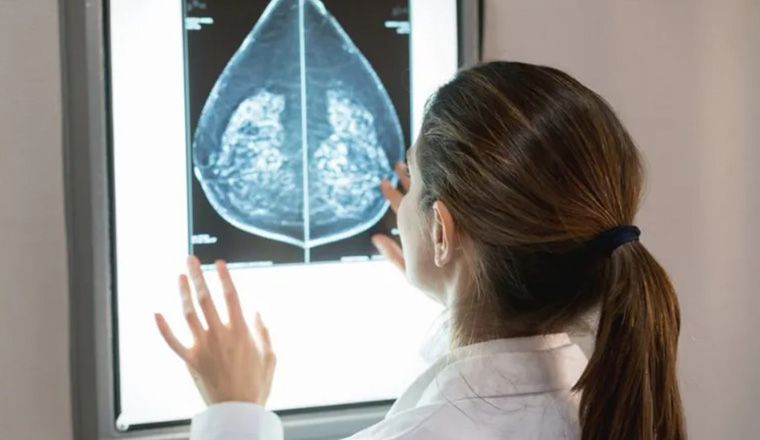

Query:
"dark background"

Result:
[[185, 0, 410, 266]]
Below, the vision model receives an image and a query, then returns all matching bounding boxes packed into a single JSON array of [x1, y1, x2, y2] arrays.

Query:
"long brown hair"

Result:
[[416, 61, 685, 440]]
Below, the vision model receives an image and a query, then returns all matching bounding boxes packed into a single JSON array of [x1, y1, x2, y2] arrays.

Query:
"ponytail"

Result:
[[415, 61, 686, 438], [573, 242, 686, 440]]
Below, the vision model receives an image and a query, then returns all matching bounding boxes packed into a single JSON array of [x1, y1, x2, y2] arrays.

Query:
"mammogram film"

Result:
[[192, 0, 404, 249]]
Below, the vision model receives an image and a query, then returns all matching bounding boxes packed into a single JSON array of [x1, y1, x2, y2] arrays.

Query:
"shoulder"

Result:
[[348, 393, 580, 440], [345, 404, 461, 440]]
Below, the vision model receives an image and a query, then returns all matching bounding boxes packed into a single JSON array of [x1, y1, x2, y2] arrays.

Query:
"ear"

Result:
[[431, 200, 457, 267]]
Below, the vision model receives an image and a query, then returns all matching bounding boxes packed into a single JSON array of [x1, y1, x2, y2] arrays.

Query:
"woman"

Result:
[[155, 61, 685, 440]]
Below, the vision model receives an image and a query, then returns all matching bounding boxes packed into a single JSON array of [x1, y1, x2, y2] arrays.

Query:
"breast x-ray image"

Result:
[[185, 0, 411, 266]]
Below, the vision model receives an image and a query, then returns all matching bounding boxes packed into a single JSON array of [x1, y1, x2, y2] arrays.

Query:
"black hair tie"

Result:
[[587, 225, 641, 256]]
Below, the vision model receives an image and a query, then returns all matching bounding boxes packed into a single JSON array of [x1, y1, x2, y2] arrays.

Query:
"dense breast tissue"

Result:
[[192, 0, 404, 248]]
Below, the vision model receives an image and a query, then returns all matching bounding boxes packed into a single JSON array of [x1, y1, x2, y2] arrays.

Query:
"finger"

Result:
[[154, 313, 190, 361], [187, 255, 223, 331], [215, 260, 245, 328], [371, 234, 406, 272], [179, 274, 204, 339], [380, 179, 403, 213], [395, 161, 410, 191], [253, 312, 274, 355]]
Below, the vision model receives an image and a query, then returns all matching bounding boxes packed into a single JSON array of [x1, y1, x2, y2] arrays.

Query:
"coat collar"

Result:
[[386, 328, 588, 418]]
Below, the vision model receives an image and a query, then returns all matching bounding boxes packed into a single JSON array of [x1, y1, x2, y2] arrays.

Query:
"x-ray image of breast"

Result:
[[192, 0, 405, 249]]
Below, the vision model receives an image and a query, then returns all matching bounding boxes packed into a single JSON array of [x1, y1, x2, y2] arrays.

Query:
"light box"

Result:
[[63, 1, 481, 439]]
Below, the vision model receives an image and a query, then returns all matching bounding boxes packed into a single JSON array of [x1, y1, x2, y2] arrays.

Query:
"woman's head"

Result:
[[401, 61, 644, 335], [399, 61, 684, 440]]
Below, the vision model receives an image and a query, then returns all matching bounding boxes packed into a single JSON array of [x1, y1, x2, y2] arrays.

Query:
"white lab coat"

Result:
[[190, 332, 588, 440]]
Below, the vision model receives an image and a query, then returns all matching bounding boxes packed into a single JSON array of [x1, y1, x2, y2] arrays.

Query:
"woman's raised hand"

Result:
[[372, 161, 409, 273], [154, 162, 408, 405], [154, 256, 276, 407]]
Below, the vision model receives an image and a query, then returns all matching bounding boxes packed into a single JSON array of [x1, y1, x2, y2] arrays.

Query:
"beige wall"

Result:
[[483, 0, 760, 438], [1, 0, 758, 438], [0, 0, 73, 438]]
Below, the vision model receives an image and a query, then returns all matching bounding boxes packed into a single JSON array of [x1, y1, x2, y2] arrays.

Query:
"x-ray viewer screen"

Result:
[[109, 0, 458, 430]]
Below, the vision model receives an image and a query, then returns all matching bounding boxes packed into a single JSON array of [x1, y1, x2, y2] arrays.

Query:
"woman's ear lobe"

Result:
[[431, 201, 456, 267]]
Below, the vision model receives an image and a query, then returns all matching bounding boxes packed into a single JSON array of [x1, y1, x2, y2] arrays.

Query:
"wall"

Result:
[[482, 0, 760, 438], [0, 0, 73, 438]]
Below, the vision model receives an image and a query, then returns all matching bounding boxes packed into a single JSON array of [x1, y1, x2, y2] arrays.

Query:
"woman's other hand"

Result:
[[372, 161, 409, 273], [154, 256, 276, 407]]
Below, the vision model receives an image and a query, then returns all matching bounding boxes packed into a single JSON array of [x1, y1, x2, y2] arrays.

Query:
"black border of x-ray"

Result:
[[62, 0, 482, 439]]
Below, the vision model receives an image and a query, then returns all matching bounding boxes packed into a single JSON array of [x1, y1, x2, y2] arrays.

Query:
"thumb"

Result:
[[372, 234, 405, 272], [187, 365, 212, 405]]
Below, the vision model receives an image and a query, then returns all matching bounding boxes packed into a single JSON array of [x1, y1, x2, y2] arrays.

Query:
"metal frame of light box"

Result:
[[62, 0, 483, 439]]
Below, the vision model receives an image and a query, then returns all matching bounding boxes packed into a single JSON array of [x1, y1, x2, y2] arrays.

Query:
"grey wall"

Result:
[[483, 0, 760, 438], [1, 0, 758, 438], [0, 0, 73, 439]]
